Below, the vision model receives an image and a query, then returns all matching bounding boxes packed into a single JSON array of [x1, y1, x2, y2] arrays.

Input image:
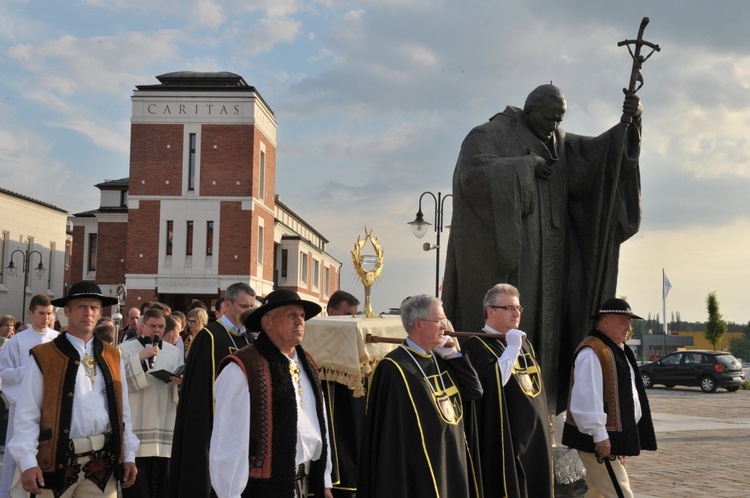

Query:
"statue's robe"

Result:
[[442, 105, 641, 411]]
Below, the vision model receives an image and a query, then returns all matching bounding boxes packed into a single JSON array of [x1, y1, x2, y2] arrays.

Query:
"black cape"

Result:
[[357, 344, 483, 498], [322, 380, 366, 497], [462, 335, 553, 498], [168, 320, 252, 498]]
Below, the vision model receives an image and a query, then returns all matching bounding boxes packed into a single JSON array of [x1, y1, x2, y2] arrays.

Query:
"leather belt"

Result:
[[71, 433, 111, 457]]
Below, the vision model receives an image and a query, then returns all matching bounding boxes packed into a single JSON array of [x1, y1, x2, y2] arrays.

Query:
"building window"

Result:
[[313, 259, 320, 288], [281, 249, 288, 278], [121, 191, 128, 207], [186, 221, 194, 256], [257, 226, 264, 265], [88, 233, 98, 272], [324, 267, 330, 296], [206, 221, 214, 256], [48, 242, 55, 288], [259, 150, 266, 201], [166, 221, 174, 256], [64, 239, 71, 271], [300, 252, 308, 284], [188, 133, 197, 191]]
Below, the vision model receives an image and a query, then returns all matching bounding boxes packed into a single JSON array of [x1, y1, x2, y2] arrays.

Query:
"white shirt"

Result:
[[569, 346, 643, 443], [0, 327, 59, 405], [209, 350, 332, 498], [8, 334, 140, 472]]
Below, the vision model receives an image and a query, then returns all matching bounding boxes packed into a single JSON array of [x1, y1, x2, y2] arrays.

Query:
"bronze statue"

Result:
[[443, 84, 643, 412]]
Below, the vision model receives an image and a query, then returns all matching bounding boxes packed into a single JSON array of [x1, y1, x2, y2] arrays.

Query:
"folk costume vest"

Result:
[[30, 333, 125, 490], [562, 330, 656, 456], [219, 332, 328, 498]]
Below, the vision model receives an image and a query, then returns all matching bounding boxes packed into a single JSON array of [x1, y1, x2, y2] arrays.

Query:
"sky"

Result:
[[1, 0, 749, 325]]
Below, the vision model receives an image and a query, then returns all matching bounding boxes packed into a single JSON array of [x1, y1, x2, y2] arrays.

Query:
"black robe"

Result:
[[168, 320, 252, 498], [462, 334, 553, 498], [322, 380, 366, 498], [357, 343, 483, 498]]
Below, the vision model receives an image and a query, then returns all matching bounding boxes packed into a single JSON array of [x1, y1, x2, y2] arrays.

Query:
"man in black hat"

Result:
[[168, 282, 255, 498], [562, 298, 657, 498], [208, 289, 333, 498], [8, 281, 140, 498]]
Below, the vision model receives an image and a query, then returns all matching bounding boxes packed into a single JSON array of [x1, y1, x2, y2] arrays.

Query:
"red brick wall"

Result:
[[70, 226, 85, 281], [130, 124, 184, 196], [218, 201, 252, 276], [122, 290, 158, 314], [95, 222, 127, 284], [126, 200, 161, 274], [200, 125, 254, 197]]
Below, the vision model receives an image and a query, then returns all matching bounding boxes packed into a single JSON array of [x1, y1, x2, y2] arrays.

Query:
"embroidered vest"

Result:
[[30, 334, 125, 489], [562, 330, 656, 456], [218, 332, 328, 498]]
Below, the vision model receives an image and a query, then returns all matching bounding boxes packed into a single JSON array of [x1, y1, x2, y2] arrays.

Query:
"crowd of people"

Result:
[[0, 278, 654, 498]]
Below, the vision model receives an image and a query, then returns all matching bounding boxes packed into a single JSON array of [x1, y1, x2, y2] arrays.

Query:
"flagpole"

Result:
[[662, 268, 667, 334]]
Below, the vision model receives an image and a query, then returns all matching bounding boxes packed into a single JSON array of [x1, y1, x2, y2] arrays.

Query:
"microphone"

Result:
[[150, 335, 162, 370], [141, 336, 159, 370]]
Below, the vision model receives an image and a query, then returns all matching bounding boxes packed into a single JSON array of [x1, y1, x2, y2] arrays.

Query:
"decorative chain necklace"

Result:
[[289, 359, 304, 407], [221, 322, 250, 353], [400, 345, 456, 423]]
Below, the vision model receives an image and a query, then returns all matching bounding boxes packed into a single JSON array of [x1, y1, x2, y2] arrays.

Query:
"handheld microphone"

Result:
[[149, 335, 162, 370], [141, 336, 156, 370]]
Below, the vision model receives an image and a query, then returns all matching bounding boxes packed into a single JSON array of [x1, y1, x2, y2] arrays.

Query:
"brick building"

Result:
[[69, 71, 341, 314]]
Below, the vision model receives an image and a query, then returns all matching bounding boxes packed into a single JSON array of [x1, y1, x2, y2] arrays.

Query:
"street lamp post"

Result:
[[6, 248, 46, 319], [407, 191, 452, 297]]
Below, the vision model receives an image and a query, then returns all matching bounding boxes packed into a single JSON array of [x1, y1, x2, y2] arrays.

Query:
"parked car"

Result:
[[639, 350, 745, 393]]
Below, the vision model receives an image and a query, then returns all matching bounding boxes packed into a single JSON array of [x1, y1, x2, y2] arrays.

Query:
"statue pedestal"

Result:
[[553, 446, 588, 498]]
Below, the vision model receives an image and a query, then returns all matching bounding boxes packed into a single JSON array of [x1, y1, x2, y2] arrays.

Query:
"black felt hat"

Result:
[[590, 298, 643, 320], [244, 289, 322, 332], [51, 280, 119, 307]]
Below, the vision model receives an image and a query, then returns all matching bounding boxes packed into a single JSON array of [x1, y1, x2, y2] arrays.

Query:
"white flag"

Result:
[[663, 271, 672, 299]]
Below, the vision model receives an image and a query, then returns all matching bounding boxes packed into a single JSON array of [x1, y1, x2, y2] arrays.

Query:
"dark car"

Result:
[[640, 350, 745, 393]]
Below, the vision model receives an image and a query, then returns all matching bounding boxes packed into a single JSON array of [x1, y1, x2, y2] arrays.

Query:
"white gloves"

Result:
[[433, 335, 460, 359], [505, 329, 526, 349]]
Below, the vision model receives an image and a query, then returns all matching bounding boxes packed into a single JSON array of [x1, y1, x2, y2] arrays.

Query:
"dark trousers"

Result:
[[123, 456, 169, 498]]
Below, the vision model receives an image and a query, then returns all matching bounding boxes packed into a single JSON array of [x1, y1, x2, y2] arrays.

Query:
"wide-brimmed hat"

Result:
[[51, 281, 119, 307], [244, 289, 322, 332], [590, 298, 643, 320]]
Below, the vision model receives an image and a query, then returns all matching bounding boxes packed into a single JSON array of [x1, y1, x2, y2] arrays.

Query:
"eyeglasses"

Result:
[[489, 305, 524, 313], [145, 323, 166, 330], [419, 317, 449, 327]]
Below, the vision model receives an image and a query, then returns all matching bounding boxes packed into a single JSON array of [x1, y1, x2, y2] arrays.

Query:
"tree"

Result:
[[704, 291, 727, 351]]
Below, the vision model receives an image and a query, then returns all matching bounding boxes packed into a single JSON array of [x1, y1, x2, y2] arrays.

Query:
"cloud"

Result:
[[8, 30, 184, 97]]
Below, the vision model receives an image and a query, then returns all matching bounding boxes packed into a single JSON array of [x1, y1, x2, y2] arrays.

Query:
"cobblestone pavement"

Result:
[[629, 386, 750, 498]]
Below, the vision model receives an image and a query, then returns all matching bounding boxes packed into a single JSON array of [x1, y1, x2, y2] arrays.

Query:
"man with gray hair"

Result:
[[462, 283, 553, 498], [357, 295, 482, 497], [168, 282, 255, 498]]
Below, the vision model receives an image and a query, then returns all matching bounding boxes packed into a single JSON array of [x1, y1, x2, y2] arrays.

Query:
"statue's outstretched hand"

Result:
[[622, 93, 643, 119]]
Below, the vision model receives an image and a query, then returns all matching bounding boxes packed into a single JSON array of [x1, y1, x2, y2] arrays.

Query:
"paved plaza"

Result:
[[629, 385, 750, 498]]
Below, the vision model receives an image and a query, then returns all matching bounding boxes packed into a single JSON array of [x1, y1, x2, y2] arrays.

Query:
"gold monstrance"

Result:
[[351, 227, 384, 318]]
